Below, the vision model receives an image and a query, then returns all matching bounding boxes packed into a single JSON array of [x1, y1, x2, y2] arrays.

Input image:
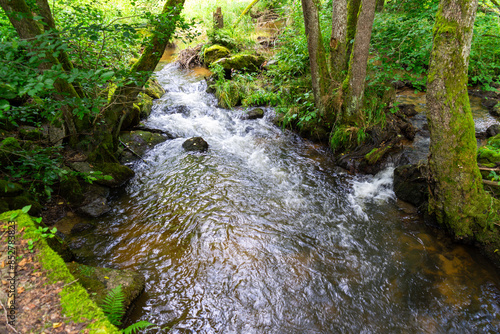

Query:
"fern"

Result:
[[122, 320, 155, 334], [101, 284, 126, 326]]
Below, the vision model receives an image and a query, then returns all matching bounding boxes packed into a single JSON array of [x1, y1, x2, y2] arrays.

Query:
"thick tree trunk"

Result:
[[300, 0, 331, 117], [426, 0, 491, 237], [342, 0, 376, 124], [330, 0, 348, 82]]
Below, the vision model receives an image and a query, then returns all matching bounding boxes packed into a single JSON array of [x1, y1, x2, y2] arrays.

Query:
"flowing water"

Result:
[[73, 64, 500, 333]]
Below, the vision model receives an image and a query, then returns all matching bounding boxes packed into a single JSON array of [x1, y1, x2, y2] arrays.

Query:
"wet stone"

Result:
[[182, 137, 209, 152]]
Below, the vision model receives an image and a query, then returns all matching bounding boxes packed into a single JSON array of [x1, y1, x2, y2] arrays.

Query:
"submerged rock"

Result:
[[78, 196, 111, 218], [66, 262, 145, 315], [182, 137, 209, 152], [242, 108, 265, 120]]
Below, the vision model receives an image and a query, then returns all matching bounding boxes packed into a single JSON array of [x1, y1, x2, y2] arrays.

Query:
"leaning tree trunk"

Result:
[[300, 0, 331, 117], [330, 0, 348, 82], [93, 0, 185, 162], [342, 0, 376, 124], [426, 0, 491, 237]]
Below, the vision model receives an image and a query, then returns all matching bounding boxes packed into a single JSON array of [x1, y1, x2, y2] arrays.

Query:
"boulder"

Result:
[[486, 124, 500, 138], [182, 137, 209, 152], [119, 130, 169, 163], [393, 164, 429, 209], [0, 180, 23, 197], [78, 196, 111, 218], [136, 92, 154, 119], [398, 103, 418, 117], [144, 77, 165, 99], [212, 54, 266, 73], [66, 262, 145, 316], [59, 168, 84, 206], [242, 108, 265, 120], [203, 45, 230, 66], [18, 126, 44, 141], [69, 162, 135, 187]]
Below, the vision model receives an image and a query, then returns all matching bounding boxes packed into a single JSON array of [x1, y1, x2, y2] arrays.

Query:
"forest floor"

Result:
[[0, 223, 90, 334]]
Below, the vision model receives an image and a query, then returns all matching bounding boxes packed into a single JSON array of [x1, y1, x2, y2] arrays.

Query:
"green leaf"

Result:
[[100, 71, 115, 81], [21, 205, 32, 213]]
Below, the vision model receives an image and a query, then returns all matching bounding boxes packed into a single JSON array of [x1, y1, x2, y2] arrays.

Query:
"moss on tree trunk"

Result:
[[426, 0, 494, 238]]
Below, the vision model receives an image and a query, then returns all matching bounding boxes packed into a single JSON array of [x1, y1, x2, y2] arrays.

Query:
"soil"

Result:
[[0, 223, 91, 333]]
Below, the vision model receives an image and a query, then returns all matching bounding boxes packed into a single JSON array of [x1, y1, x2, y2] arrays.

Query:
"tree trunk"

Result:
[[233, 0, 260, 28], [330, 0, 348, 82], [346, 0, 361, 63], [342, 0, 376, 124], [213, 7, 224, 29], [426, 0, 490, 237], [96, 0, 185, 161], [300, 0, 331, 117]]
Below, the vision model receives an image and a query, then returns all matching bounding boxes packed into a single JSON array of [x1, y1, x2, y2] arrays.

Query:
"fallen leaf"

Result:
[[58, 202, 64, 205], [53, 322, 63, 329], [18, 258, 27, 267], [104, 276, 109, 279], [32, 272, 43, 277], [19, 227, 25, 233], [1, 261, 4, 268], [2, 280, 7, 285], [17, 286, 25, 294]]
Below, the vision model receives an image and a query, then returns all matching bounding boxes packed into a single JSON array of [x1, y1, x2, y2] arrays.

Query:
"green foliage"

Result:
[[101, 284, 155, 333], [101, 285, 126, 326], [372, 0, 500, 89]]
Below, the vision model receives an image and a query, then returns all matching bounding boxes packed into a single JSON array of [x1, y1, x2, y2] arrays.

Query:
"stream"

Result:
[[72, 64, 500, 333]]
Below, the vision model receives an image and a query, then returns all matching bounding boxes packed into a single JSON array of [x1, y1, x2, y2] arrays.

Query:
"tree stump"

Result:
[[213, 7, 223, 29]]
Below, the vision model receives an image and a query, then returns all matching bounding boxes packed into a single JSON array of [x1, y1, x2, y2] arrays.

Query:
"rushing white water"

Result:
[[74, 64, 500, 333]]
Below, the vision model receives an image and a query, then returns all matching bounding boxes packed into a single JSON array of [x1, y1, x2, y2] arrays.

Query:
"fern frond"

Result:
[[123, 320, 155, 334], [100, 284, 126, 326]]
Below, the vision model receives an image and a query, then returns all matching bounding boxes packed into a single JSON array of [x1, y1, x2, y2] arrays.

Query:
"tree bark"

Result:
[[301, 0, 331, 117], [426, 0, 490, 237], [342, 0, 376, 124], [346, 0, 361, 62], [330, 0, 348, 82]]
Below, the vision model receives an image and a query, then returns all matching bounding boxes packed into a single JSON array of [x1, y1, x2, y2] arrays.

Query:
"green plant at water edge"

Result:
[[101, 284, 155, 333]]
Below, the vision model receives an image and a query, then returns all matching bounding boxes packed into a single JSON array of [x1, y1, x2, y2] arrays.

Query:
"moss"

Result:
[[59, 169, 84, 206], [93, 162, 135, 187], [0, 180, 23, 197], [212, 54, 265, 73], [203, 45, 230, 66], [478, 146, 500, 165], [0, 137, 22, 166], [136, 92, 154, 119], [0, 211, 120, 333], [364, 145, 392, 165], [4, 195, 42, 215], [144, 77, 165, 99]]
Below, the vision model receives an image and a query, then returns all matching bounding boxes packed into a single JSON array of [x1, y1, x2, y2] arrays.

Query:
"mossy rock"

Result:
[[119, 130, 168, 163], [93, 162, 135, 187], [0, 200, 8, 214], [59, 169, 84, 206], [478, 146, 500, 165], [365, 145, 392, 165], [0, 137, 22, 166], [212, 54, 266, 73], [144, 77, 165, 100], [70, 162, 135, 187], [204, 44, 231, 66], [242, 108, 265, 120], [121, 104, 142, 130], [18, 125, 44, 141], [4, 194, 42, 215], [0, 180, 23, 197], [136, 92, 154, 119], [66, 262, 145, 314]]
